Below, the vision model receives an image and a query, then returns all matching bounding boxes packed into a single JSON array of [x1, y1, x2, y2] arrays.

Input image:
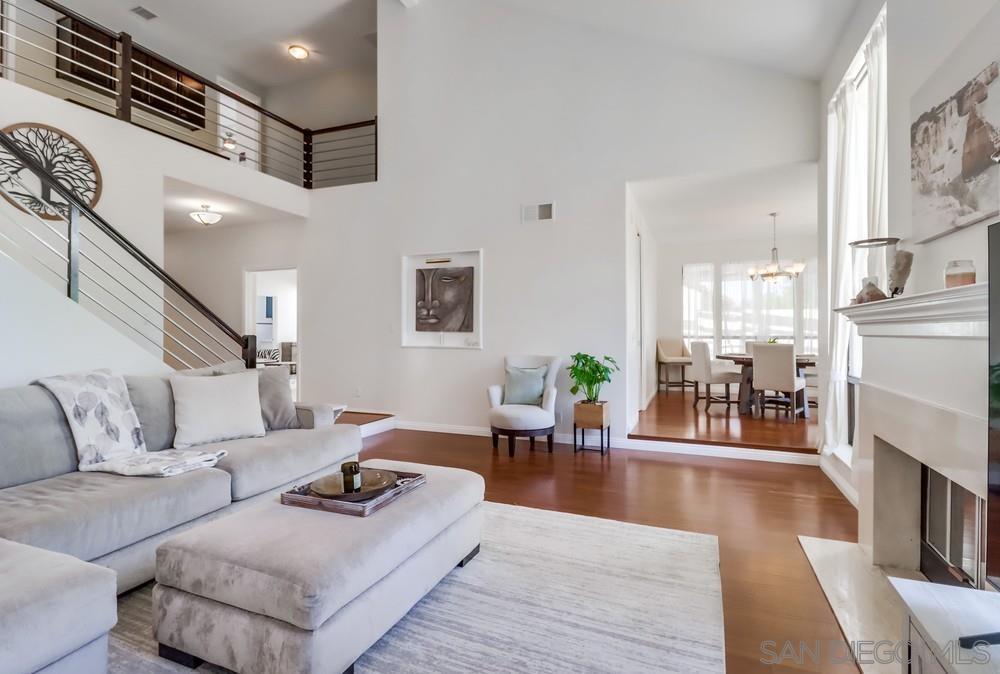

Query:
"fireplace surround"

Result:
[[801, 283, 989, 661]]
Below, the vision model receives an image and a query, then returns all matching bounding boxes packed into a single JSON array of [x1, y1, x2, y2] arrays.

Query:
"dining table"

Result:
[[717, 353, 817, 416]]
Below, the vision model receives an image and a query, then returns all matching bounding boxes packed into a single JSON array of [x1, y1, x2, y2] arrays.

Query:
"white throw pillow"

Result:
[[170, 370, 266, 449]]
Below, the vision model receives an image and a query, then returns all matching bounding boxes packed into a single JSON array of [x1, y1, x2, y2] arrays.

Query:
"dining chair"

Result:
[[656, 338, 692, 395], [751, 343, 808, 420], [690, 342, 741, 412]]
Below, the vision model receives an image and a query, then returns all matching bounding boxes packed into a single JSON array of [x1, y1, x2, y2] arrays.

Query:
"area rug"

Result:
[[110, 502, 725, 673]]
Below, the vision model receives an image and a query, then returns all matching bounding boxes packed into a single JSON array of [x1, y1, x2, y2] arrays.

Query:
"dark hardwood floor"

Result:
[[361, 429, 858, 673], [630, 390, 820, 453]]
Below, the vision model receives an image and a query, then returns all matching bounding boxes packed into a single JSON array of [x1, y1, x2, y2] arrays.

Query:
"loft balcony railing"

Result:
[[0, 0, 376, 188]]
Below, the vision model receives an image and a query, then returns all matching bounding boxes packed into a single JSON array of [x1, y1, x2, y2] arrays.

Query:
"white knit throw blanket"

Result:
[[37, 369, 226, 477], [83, 449, 228, 477]]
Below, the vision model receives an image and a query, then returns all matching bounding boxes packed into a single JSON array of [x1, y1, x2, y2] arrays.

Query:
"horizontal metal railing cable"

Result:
[[2, 1, 119, 55], [0, 161, 236, 365], [2, 0, 375, 190], [0, 130, 245, 349], [0, 45, 119, 98], [77, 286, 195, 369], [0, 28, 120, 83], [0, 12, 121, 69], [129, 59, 306, 147], [0, 205, 68, 283], [0, 164, 242, 361], [0, 61, 116, 110]]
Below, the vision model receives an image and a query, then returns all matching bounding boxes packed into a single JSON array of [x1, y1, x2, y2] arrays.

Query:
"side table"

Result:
[[573, 401, 611, 455]]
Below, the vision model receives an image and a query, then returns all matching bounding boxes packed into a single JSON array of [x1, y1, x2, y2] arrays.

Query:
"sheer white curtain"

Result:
[[720, 263, 794, 353], [718, 261, 818, 354], [682, 263, 716, 355], [865, 12, 889, 278], [824, 89, 858, 455], [823, 7, 887, 459]]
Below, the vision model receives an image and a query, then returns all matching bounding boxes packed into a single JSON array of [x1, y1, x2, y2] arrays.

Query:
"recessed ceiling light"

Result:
[[288, 45, 309, 60], [189, 204, 222, 226]]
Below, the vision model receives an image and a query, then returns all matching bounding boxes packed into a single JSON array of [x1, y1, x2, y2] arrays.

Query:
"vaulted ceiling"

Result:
[[497, 0, 861, 79], [63, 0, 376, 91]]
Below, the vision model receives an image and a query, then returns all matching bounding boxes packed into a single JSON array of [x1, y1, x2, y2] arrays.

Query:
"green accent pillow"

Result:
[[502, 365, 548, 405]]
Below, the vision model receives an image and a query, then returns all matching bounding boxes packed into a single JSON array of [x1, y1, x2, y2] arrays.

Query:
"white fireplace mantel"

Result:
[[835, 283, 987, 339]]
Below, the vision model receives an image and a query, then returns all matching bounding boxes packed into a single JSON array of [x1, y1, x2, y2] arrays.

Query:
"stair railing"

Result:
[[0, 128, 257, 370]]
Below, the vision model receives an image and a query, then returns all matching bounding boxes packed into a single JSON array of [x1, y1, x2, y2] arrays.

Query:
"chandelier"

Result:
[[747, 212, 805, 282]]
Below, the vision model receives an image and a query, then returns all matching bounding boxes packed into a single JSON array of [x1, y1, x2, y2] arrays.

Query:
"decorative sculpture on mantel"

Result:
[[889, 250, 914, 297]]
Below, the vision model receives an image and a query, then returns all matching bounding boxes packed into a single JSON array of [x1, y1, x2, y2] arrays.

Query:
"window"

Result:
[[681, 263, 715, 355], [683, 260, 819, 355]]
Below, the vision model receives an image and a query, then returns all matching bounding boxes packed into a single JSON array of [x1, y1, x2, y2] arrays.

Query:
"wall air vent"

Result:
[[130, 6, 158, 20], [521, 203, 555, 223]]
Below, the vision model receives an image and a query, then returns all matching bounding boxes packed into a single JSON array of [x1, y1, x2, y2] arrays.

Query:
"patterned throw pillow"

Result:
[[256, 347, 281, 364], [37, 369, 147, 469]]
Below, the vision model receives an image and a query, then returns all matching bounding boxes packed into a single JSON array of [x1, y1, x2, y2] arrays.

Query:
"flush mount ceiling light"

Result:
[[287, 45, 310, 60], [746, 212, 805, 283], [189, 204, 222, 226]]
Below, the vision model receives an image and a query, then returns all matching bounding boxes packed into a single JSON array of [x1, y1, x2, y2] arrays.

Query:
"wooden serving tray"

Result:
[[281, 470, 426, 517]]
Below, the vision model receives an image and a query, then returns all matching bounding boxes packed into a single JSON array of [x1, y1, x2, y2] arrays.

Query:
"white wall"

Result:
[[286, 0, 818, 436], [657, 235, 819, 344], [164, 220, 306, 335], [0, 253, 170, 386], [625, 186, 659, 425], [265, 66, 377, 130]]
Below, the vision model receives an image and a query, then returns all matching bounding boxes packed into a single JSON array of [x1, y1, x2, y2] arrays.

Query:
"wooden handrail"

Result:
[[23, 0, 376, 192], [32, 0, 305, 135], [130, 45, 307, 134], [0, 129, 243, 345], [32, 0, 119, 42], [311, 119, 377, 135]]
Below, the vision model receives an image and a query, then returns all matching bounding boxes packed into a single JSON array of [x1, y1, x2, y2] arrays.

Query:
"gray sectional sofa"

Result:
[[0, 363, 362, 673]]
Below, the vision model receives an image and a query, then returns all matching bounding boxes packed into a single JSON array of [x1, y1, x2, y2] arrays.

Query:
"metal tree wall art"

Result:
[[0, 123, 102, 220]]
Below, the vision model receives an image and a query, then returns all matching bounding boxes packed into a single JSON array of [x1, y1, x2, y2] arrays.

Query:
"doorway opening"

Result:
[[244, 268, 298, 399]]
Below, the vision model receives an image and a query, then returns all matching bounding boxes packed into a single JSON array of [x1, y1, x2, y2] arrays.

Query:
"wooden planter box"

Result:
[[574, 401, 610, 429]]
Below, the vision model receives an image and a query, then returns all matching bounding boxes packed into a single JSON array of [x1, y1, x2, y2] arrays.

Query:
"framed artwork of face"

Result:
[[402, 250, 483, 349], [415, 266, 474, 332]]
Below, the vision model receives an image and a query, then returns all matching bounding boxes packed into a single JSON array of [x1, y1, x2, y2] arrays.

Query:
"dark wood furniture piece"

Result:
[[717, 353, 817, 417], [573, 401, 611, 455], [491, 425, 555, 458], [658, 359, 694, 395]]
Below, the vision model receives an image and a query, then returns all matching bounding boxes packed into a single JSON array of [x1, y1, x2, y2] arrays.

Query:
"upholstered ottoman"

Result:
[[153, 460, 484, 674]]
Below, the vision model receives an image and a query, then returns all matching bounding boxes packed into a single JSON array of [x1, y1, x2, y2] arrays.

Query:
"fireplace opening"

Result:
[[921, 465, 983, 587]]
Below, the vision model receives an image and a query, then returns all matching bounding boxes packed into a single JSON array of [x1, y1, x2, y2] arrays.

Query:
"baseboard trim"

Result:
[[819, 451, 859, 506], [390, 420, 820, 465]]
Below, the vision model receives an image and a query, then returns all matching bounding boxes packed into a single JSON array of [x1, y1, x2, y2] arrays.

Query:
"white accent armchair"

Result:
[[487, 355, 560, 457]]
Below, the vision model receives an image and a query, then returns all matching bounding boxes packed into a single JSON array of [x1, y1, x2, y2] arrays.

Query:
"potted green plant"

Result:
[[568, 353, 619, 430]]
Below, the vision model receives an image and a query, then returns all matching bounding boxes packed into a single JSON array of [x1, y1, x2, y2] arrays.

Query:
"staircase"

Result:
[[0, 127, 257, 370]]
